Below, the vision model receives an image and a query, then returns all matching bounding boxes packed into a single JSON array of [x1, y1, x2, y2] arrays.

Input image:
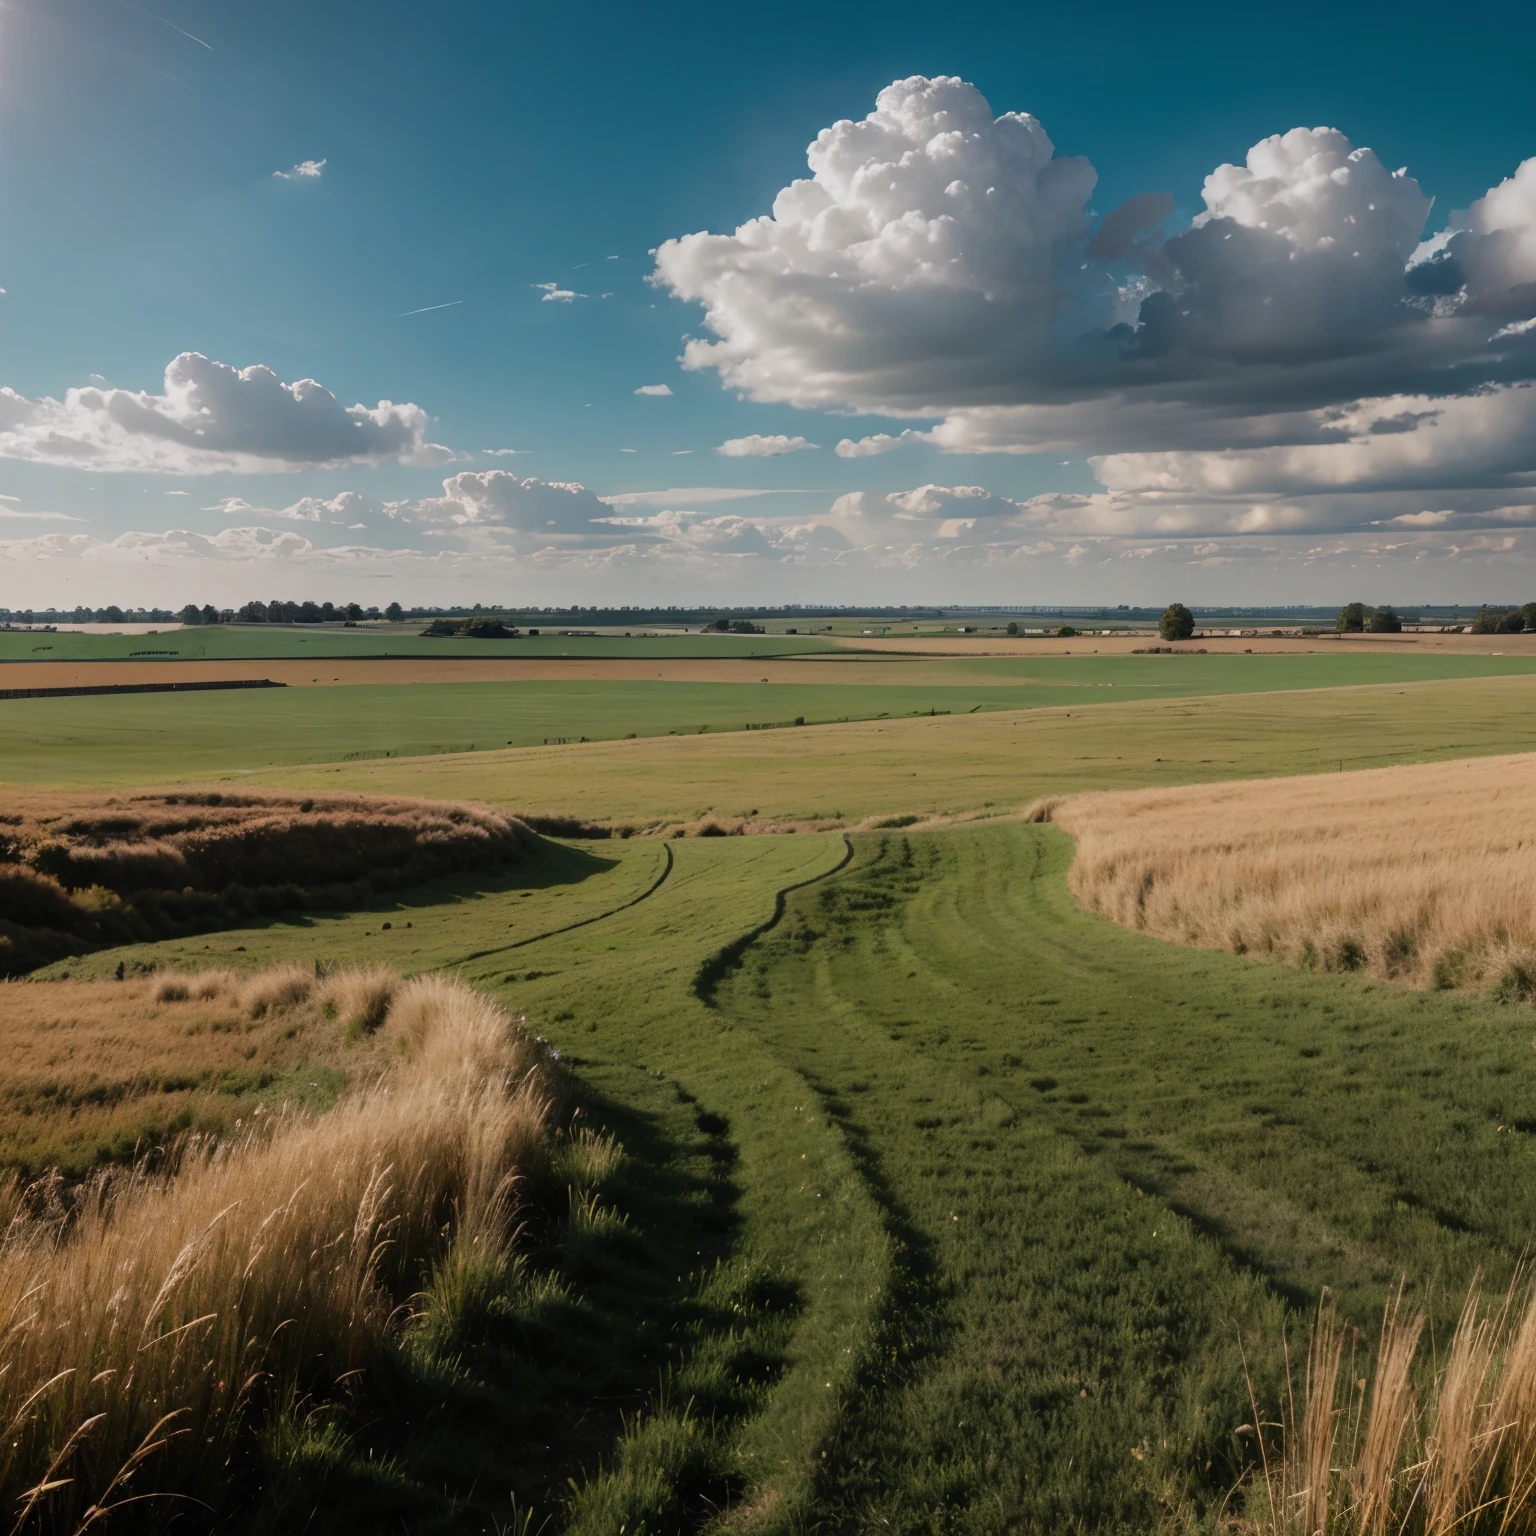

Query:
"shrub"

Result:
[[464, 615, 516, 638], [1493, 960, 1536, 1003], [1056, 624, 1079, 638], [1159, 602, 1195, 641], [1335, 937, 1368, 971], [1006, 621, 1019, 636]]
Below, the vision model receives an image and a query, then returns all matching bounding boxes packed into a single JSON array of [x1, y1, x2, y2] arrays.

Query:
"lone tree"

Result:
[[385, 602, 403, 622], [1337, 602, 1367, 633], [1159, 602, 1195, 641], [1006, 621, 1019, 636], [1366, 605, 1403, 633]]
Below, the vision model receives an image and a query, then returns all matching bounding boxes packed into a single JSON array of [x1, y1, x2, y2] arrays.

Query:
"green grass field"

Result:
[[0, 625, 833, 664], [237, 671, 1536, 827], [18, 642, 1536, 1529], [47, 817, 1536, 1530], [8, 652, 1536, 788]]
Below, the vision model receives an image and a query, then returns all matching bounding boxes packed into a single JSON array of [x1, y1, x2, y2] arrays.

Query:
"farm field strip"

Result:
[[0, 626, 835, 664], [244, 671, 1536, 827], [836, 631, 1536, 657], [9, 654, 1536, 788], [41, 820, 1536, 1528], [7, 649, 1536, 695], [0, 655, 1016, 690]]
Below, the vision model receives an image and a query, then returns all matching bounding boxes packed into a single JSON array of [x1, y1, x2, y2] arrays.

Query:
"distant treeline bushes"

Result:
[[1470, 602, 1536, 633], [0, 791, 533, 976], [1335, 602, 1404, 632]]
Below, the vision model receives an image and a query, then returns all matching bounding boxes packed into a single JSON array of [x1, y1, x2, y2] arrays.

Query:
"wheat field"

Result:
[[0, 966, 557, 1528], [1047, 751, 1536, 995]]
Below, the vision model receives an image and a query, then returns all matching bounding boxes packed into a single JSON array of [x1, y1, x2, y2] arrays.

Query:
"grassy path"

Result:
[[710, 823, 1536, 1530], [45, 820, 1536, 1529]]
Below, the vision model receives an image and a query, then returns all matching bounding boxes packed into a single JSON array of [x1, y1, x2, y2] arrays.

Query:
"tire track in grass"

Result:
[[693, 834, 856, 1004], [457, 841, 675, 963]]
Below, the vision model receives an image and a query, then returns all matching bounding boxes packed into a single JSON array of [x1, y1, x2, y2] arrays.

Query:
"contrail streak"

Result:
[[122, 2, 213, 48], [396, 300, 464, 317]]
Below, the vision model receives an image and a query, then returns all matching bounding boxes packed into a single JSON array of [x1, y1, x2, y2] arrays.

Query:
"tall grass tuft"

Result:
[[1245, 1276, 1536, 1534], [0, 968, 554, 1528]]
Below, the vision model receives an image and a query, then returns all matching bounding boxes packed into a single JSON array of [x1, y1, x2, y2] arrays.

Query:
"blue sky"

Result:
[[1, 0, 1534, 607]]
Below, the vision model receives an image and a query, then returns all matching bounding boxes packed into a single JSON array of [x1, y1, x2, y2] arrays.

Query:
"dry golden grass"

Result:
[[0, 966, 554, 1527], [1049, 752, 1536, 996], [0, 788, 532, 976], [1242, 1277, 1536, 1534], [0, 966, 404, 1175]]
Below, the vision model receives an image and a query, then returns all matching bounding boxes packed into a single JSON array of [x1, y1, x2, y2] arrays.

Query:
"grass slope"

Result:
[[10, 658, 1536, 790], [709, 824, 1536, 1528], [0, 627, 834, 664], [46, 819, 1536, 1529], [45, 835, 889, 1530]]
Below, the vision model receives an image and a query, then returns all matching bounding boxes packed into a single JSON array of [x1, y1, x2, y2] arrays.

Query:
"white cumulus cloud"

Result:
[[634, 384, 674, 396], [716, 434, 818, 457], [0, 353, 449, 474], [835, 431, 925, 458], [207, 491, 366, 523], [274, 159, 326, 180], [652, 76, 1536, 486]]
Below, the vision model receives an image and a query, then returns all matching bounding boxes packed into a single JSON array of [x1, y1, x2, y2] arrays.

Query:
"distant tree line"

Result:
[[221, 600, 386, 625], [0, 606, 180, 626], [1335, 602, 1404, 633], [1469, 604, 1536, 634]]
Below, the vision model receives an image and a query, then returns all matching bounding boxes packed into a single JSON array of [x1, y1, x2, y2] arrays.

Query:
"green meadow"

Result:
[[7, 651, 1536, 787], [16, 646, 1536, 1529], [0, 625, 833, 664], [46, 815, 1536, 1530]]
